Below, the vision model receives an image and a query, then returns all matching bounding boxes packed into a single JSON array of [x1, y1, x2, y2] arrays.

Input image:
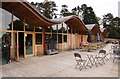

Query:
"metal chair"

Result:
[[95, 49, 108, 65], [74, 53, 87, 70], [113, 48, 120, 62]]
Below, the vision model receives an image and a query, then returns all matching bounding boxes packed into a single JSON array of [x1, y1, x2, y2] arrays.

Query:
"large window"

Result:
[[63, 23, 67, 33], [58, 24, 62, 33], [52, 25, 57, 33], [46, 26, 51, 32], [13, 19, 24, 31], [25, 23, 34, 31], [58, 34, 62, 43], [35, 26, 42, 32], [52, 34, 57, 41], [45, 34, 51, 44], [36, 34, 42, 44], [63, 35, 67, 42]]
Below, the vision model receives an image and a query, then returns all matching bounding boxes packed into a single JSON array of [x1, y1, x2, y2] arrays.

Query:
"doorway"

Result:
[[25, 33, 33, 57], [18, 32, 24, 58]]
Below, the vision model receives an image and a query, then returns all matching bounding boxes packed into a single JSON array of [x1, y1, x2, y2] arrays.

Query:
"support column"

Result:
[[16, 32, 19, 62], [42, 26, 46, 55], [10, 13, 14, 60], [62, 23, 63, 51], [33, 25, 35, 56], [56, 25, 58, 51], [71, 26, 73, 50], [23, 17, 26, 58]]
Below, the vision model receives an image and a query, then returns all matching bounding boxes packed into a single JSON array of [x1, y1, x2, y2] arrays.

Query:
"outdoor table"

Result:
[[86, 53, 101, 67]]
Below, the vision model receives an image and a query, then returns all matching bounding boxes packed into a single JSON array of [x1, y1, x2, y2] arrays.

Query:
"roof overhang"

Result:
[[1, 0, 88, 32], [52, 16, 88, 32], [86, 24, 101, 34], [2, 1, 60, 26]]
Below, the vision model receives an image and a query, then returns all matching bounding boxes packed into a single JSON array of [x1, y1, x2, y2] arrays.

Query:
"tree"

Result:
[[81, 4, 98, 24], [71, 6, 82, 17], [60, 5, 69, 17], [31, 1, 58, 19], [102, 13, 114, 28], [102, 13, 120, 39]]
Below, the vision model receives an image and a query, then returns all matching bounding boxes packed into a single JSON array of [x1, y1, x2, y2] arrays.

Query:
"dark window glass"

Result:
[[46, 26, 51, 32], [25, 23, 34, 31], [63, 23, 67, 33], [63, 35, 67, 42], [45, 34, 51, 44], [52, 34, 57, 41], [52, 25, 57, 33], [58, 34, 62, 43], [36, 34, 42, 44], [35, 26, 42, 32], [13, 19, 24, 31], [58, 24, 62, 33]]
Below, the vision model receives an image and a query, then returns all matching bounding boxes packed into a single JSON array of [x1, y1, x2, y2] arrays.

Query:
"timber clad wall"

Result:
[[57, 34, 82, 51], [35, 45, 43, 56], [1, 0, 105, 62], [1, 1, 95, 62], [83, 35, 88, 43]]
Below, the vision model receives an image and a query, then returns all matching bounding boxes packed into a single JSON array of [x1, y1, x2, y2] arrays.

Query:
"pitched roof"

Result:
[[85, 24, 101, 33], [85, 24, 96, 30]]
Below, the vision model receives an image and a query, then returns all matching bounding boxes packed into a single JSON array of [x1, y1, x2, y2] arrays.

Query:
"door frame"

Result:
[[24, 32, 34, 57]]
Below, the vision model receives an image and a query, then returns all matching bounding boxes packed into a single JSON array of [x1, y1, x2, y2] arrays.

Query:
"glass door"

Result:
[[25, 33, 33, 56]]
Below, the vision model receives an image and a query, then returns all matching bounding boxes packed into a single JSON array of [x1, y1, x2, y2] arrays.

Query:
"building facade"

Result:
[[1, 1, 88, 62]]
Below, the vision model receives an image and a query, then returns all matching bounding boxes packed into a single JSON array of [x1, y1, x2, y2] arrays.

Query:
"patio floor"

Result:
[[1, 44, 119, 77]]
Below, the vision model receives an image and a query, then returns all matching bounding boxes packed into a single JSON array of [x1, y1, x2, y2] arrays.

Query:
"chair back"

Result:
[[74, 53, 82, 60], [99, 49, 106, 54]]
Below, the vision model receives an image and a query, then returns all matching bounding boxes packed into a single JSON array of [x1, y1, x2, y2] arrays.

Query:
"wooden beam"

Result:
[[11, 13, 14, 60], [23, 17, 25, 32], [62, 23, 63, 51], [56, 25, 58, 50], [33, 25, 35, 56], [23, 17, 26, 58], [42, 26, 46, 55], [16, 32, 19, 62], [50, 26, 52, 37]]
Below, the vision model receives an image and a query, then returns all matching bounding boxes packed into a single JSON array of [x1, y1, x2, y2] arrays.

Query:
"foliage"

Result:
[[81, 4, 99, 24], [102, 13, 120, 39], [71, 4, 99, 25], [60, 5, 73, 17], [31, 1, 58, 19], [71, 6, 81, 16]]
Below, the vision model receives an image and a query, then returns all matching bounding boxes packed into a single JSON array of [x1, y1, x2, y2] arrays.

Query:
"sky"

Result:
[[27, 0, 119, 18]]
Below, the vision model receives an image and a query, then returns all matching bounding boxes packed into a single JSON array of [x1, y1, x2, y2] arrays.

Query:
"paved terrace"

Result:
[[1, 44, 119, 77]]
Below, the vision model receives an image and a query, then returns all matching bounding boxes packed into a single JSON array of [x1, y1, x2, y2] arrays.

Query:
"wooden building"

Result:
[[85, 24, 101, 42], [1, 1, 88, 62]]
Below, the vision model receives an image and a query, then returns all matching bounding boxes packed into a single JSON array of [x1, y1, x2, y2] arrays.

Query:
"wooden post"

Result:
[[62, 23, 63, 51], [23, 17, 26, 58], [16, 32, 19, 62], [56, 25, 58, 50], [11, 13, 14, 60], [42, 26, 46, 55], [51, 26, 52, 37], [33, 25, 35, 56]]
